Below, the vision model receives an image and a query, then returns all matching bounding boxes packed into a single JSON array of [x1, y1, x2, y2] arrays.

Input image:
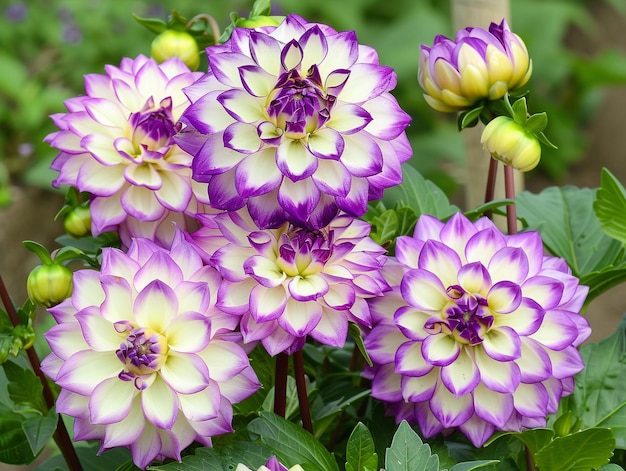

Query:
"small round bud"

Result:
[[236, 15, 283, 28], [481, 116, 541, 172], [63, 206, 91, 238], [151, 29, 200, 71], [27, 264, 73, 308]]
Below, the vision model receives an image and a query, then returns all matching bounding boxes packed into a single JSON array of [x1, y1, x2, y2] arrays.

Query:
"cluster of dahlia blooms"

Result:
[[40, 11, 590, 469], [364, 213, 590, 446]]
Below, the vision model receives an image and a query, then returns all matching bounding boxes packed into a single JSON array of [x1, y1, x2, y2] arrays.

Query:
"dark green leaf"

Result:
[[248, 412, 339, 471], [0, 404, 36, 464], [534, 428, 615, 471], [458, 106, 484, 130], [2, 360, 47, 414], [594, 167, 626, 245], [369, 209, 398, 246], [496, 428, 554, 456], [349, 322, 373, 367], [516, 186, 626, 278], [346, 422, 378, 471], [385, 421, 439, 471], [22, 407, 58, 456], [580, 265, 626, 306], [394, 206, 418, 238]]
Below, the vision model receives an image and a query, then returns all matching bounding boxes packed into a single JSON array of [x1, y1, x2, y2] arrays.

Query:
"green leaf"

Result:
[[132, 14, 167, 34], [384, 421, 439, 471], [498, 428, 554, 456], [595, 402, 626, 449], [394, 206, 418, 238], [248, 412, 339, 471], [599, 465, 625, 471], [369, 209, 398, 246], [457, 105, 484, 130], [349, 322, 373, 367], [346, 423, 378, 471], [594, 167, 626, 245], [580, 266, 626, 307], [534, 428, 615, 471], [250, 0, 272, 17], [383, 164, 457, 221], [0, 404, 36, 464], [516, 186, 626, 278], [462, 199, 515, 222], [448, 460, 500, 471], [2, 360, 47, 414], [525, 112, 548, 134], [22, 241, 53, 265], [511, 97, 528, 124], [22, 407, 58, 456]]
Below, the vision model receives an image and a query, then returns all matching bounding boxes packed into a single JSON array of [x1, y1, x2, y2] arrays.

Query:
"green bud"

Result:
[[236, 15, 283, 28], [27, 264, 73, 308], [151, 29, 200, 71], [481, 116, 541, 172], [63, 205, 91, 238]]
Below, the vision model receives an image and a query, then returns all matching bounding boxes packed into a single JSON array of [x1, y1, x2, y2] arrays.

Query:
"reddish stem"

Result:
[[0, 274, 83, 471], [274, 352, 288, 417], [293, 349, 313, 434], [484, 157, 499, 218], [504, 164, 518, 234]]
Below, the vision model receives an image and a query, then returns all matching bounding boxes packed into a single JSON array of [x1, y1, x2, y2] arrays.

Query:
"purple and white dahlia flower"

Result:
[[46, 55, 208, 246], [41, 234, 259, 469], [188, 210, 389, 355], [177, 14, 412, 229], [418, 19, 532, 112], [364, 213, 590, 446]]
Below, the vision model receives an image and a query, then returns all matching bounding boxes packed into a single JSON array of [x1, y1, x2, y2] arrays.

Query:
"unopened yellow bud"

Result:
[[481, 116, 541, 172], [151, 30, 200, 71], [236, 15, 283, 28], [27, 264, 73, 308]]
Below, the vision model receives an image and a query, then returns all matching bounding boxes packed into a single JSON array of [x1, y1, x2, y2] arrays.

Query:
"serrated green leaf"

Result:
[[594, 168, 626, 245], [348, 322, 373, 367], [150, 443, 273, 470], [383, 165, 457, 221], [248, 412, 339, 471], [534, 428, 615, 471], [369, 210, 398, 246], [385, 421, 439, 471], [2, 360, 47, 414], [448, 460, 500, 471], [516, 186, 626, 278], [346, 423, 378, 471], [21, 407, 58, 456]]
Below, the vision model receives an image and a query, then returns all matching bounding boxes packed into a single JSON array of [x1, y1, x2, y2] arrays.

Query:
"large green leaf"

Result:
[[594, 167, 626, 245], [0, 404, 36, 465], [22, 407, 58, 456], [383, 165, 458, 221], [448, 461, 500, 471], [384, 421, 439, 471], [516, 186, 626, 277], [560, 315, 626, 448], [247, 412, 339, 471], [534, 428, 615, 471], [151, 442, 273, 471], [345, 422, 378, 471], [1, 359, 47, 415]]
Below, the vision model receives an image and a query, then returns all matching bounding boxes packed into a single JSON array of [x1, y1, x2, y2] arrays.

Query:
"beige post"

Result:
[[451, 0, 523, 224]]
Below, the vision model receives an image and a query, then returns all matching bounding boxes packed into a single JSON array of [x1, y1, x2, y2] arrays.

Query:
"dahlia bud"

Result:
[[481, 116, 541, 172], [236, 15, 283, 28], [418, 19, 532, 112], [26, 263, 73, 308], [63, 205, 91, 237], [151, 29, 200, 71]]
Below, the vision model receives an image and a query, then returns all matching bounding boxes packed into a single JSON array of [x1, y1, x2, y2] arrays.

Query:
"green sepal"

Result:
[[462, 198, 515, 221], [525, 112, 548, 134], [348, 322, 373, 367], [132, 14, 168, 35], [22, 241, 53, 265], [166, 10, 189, 31], [511, 97, 528, 124], [250, 0, 272, 17], [218, 12, 240, 44], [457, 105, 484, 130], [536, 130, 558, 149]]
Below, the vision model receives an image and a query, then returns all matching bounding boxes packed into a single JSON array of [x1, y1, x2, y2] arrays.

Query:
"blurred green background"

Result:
[[1, 0, 626, 204]]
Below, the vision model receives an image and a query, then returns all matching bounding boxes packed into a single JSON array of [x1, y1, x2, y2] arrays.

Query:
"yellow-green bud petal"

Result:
[[481, 116, 541, 172], [151, 30, 200, 71], [63, 206, 91, 238], [236, 15, 283, 28], [27, 264, 73, 308]]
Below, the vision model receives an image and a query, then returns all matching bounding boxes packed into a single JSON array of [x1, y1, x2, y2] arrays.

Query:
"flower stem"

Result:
[[293, 349, 313, 434], [484, 157, 499, 218], [0, 274, 83, 471], [274, 352, 289, 417], [504, 164, 518, 234]]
